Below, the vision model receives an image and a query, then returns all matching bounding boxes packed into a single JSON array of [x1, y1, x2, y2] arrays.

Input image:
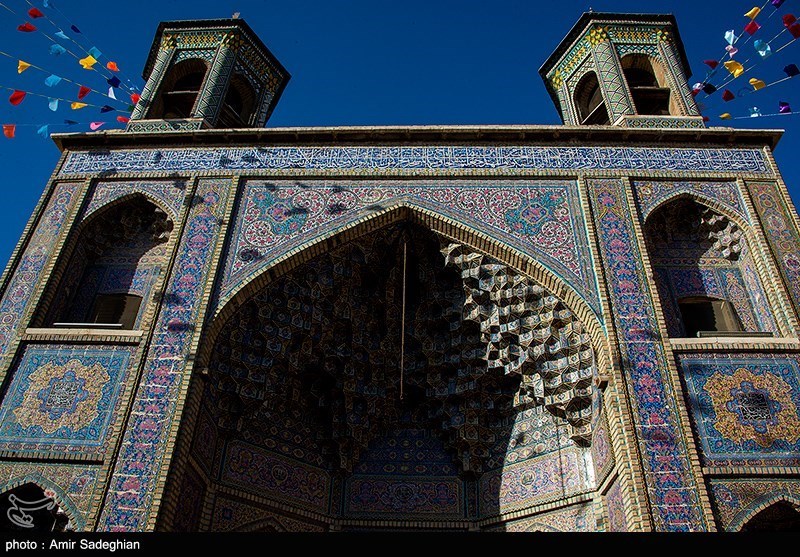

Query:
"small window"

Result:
[[574, 72, 610, 125], [678, 296, 742, 337], [90, 294, 142, 329]]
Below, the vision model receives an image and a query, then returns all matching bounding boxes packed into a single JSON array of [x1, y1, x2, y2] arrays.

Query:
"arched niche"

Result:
[[158, 210, 611, 531], [147, 58, 209, 119], [218, 73, 258, 127], [0, 482, 74, 532], [620, 54, 673, 116], [643, 195, 778, 338], [41, 195, 173, 330], [574, 71, 609, 125], [729, 494, 800, 532]]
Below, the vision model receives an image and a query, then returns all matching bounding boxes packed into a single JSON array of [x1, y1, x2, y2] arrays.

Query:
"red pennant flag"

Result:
[[116, 116, 130, 124], [784, 14, 797, 27], [702, 116, 710, 122], [703, 60, 719, 69], [744, 20, 761, 35], [17, 22, 36, 32], [722, 89, 735, 101], [27, 7, 44, 18], [3, 124, 16, 138], [9, 90, 26, 105], [130, 93, 140, 104], [790, 23, 800, 39], [77, 85, 91, 99], [106, 61, 119, 72]]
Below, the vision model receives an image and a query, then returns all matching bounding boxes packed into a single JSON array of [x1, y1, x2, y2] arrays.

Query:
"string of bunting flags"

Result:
[[0, 0, 142, 137], [693, 0, 800, 122]]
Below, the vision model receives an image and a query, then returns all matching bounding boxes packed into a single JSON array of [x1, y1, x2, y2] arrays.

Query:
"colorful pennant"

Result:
[[89, 122, 104, 130], [17, 22, 37, 33], [703, 59, 719, 69], [754, 39, 771, 58], [745, 7, 761, 19], [744, 20, 761, 35], [779, 101, 792, 113], [725, 29, 737, 44], [37, 125, 49, 138], [3, 124, 15, 138], [722, 89, 735, 101], [77, 85, 90, 99], [724, 60, 745, 77], [720, 113, 732, 120], [28, 7, 44, 18], [70, 102, 87, 110], [749, 77, 766, 90], [44, 74, 61, 87], [17, 61, 30, 74], [78, 55, 97, 70], [785, 64, 800, 77], [116, 115, 130, 124], [726, 45, 739, 57], [106, 61, 119, 72], [107, 76, 121, 88], [749, 106, 762, 117], [49, 44, 66, 56], [130, 93, 141, 104], [88, 47, 102, 59], [703, 83, 717, 94], [48, 98, 58, 111], [9, 90, 26, 106]]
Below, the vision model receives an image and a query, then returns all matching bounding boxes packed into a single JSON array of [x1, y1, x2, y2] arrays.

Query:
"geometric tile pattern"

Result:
[[588, 177, 707, 531], [499, 502, 594, 532], [605, 476, 627, 532], [58, 145, 772, 176], [632, 180, 749, 224], [83, 180, 187, 222], [679, 354, 800, 465]]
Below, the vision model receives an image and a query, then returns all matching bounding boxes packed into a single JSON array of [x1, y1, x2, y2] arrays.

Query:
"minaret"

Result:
[[127, 18, 290, 132], [539, 12, 703, 128]]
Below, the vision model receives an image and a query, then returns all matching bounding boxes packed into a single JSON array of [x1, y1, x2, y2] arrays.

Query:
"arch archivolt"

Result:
[[0, 474, 83, 531], [203, 201, 610, 375], [728, 492, 800, 532], [642, 190, 751, 234]]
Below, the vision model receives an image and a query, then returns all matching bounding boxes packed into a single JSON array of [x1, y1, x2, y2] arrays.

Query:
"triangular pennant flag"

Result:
[[100, 105, 114, 113], [77, 85, 90, 99], [70, 102, 87, 110], [749, 106, 762, 117], [744, 21, 761, 35], [107, 76, 121, 88], [54, 31, 68, 40], [130, 93, 141, 104], [43, 0, 50, 6], [44, 74, 61, 87], [785, 63, 800, 77], [17, 61, 31, 74], [37, 125, 49, 138], [720, 113, 732, 120], [703, 59, 719, 69], [749, 77, 767, 90], [48, 98, 58, 111], [696, 102, 707, 111], [724, 60, 745, 77], [722, 89, 735, 101], [64, 119, 78, 125], [78, 55, 97, 69], [17, 22, 36, 32], [773, 0, 785, 7], [49, 44, 66, 56], [89, 122, 104, 131], [3, 125, 15, 138], [107, 87, 117, 100], [726, 45, 739, 57], [702, 83, 717, 94], [70, 25, 81, 33], [790, 23, 800, 38], [127, 104, 135, 112], [745, 7, 761, 19], [28, 7, 44, 18], [116, 115, 130, 124], [754, 39, 772, 57], [88, 47, 102, 59], [9, 90, 26, 106], [784, 14, 797, 27], [725, 29, 737, 45], [106, 61, 119, 72], [779, 101, 792, 113]]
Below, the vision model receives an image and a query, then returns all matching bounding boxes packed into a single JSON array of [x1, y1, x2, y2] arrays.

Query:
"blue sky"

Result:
[[0, 0, 798, 267]]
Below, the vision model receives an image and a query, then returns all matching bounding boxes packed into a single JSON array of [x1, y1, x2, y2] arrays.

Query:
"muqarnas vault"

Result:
[[0, 12, 799, 532]]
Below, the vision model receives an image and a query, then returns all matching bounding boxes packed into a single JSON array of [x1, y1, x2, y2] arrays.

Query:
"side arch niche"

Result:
[[160, 212, 609, 531], [731, 495, 800, 531], [643, 195, 779, 338], [38, 194, 174, 331]]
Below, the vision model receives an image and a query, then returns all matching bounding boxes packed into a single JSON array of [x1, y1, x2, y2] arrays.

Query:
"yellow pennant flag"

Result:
[[17, 60, 30, 74], [78, 55, 97, 69], [749, 77, 766, 90], [720, 113, 732, 120], [745, 7, 761, 19], [70, 102, 87, 110], [724, 60, 745, 78]]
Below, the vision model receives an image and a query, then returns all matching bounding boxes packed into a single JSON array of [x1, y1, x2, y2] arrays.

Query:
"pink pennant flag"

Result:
[[89, 122, 104, 131]]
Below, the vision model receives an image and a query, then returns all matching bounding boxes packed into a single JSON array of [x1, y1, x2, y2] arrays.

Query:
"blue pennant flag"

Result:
[[37, 125, 49, 138], [49, 44, 67, 56], [44, 74, 62, 87], [55, 31, 69, 40], [106, 76, 121, 88], [43, 0, 51, 6], [48, 98, 58, 111], [100, 105, 114, 113], [88, 46, 101, 59], [70, 25, 81, 34], [64, 119, 78, 125]]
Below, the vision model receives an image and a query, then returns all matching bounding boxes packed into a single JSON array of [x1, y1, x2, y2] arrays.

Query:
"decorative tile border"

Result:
[[83, 180, 187, 222], [59, 145, 771, 176], [709, 478, 800, 531], [632, 180, 749, 224], [588, 177, 706, 531]]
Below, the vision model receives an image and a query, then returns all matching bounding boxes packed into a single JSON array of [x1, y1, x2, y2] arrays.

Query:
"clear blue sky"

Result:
[[0, 0, 798, 268]]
